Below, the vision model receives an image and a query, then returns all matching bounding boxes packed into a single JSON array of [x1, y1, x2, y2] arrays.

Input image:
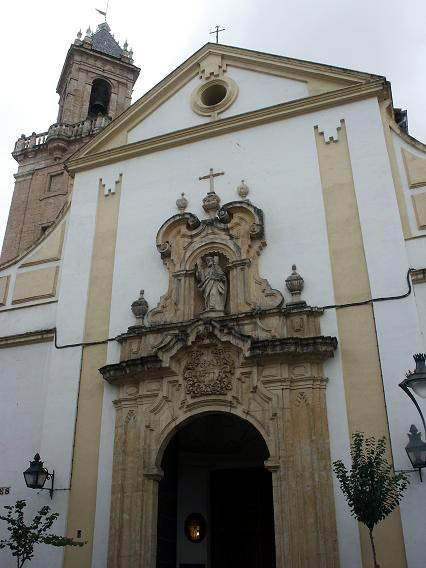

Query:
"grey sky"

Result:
[[1, 0, 425, 246]]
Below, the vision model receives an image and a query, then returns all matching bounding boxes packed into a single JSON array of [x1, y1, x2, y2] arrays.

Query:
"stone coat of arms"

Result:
[[183, 345, 235, 397]]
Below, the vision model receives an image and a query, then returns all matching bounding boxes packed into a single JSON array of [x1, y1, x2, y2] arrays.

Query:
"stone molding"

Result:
[[190, 75, 238, 118], [0, 328, 55, 348]]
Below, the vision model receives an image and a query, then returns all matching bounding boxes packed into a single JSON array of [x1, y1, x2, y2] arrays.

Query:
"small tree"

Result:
[[0, 499, 84, 567], [332, 432, 408, 568]]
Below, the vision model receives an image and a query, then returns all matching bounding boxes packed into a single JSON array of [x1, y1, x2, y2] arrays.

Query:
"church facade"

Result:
[[1, 25, 426, 568]]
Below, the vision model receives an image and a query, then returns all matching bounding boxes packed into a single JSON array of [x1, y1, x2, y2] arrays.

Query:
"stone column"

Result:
[[278, 364, 339, 567]]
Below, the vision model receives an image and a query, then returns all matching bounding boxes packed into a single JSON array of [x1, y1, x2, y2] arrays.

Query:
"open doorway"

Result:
[[156, 413, 276, 568]]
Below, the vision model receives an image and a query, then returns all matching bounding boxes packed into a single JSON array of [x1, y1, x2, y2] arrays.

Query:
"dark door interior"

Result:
[[211, 467, 276, 568]]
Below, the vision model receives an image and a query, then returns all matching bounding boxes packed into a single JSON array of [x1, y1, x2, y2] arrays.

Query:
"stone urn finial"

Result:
[[285, 264, 304, 303], [237, 179, 249, 201], [176, 192, 188, 213], [131, 289, 149, 324]]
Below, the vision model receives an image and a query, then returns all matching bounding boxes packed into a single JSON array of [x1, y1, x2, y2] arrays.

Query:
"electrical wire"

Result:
[[53, 268, 417, 350]]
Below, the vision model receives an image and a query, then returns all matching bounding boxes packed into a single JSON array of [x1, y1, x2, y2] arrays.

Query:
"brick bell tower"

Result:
[[1, 23, 140, 263]]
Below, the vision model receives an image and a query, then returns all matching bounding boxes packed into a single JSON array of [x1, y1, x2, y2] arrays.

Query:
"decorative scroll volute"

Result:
[[148, 201, 283, 325]]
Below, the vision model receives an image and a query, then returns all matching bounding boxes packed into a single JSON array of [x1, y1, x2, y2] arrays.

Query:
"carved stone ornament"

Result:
[[184, 343, 235, 397], [147, 199, 282, 326], [285, 264, 305, 303], [202, 190, 221, 216], [131, 289, 149, 323], [237, 179, 249, 201], [176, 192, 188, 213]]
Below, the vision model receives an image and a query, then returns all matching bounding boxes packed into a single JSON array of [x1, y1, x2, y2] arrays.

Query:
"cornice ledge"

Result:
[[248, 336, 338, 360], [411, 268, 426, 284], [66, 80, 386, 174], [100, 355, 163, 383], [0, 328, 55, 349]]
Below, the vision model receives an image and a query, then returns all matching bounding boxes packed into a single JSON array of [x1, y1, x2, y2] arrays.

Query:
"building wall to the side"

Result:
[[383, 127, 426, 568]]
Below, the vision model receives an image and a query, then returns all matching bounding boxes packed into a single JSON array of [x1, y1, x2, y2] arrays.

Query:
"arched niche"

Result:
[[87, 78, 111, 117], [148, 201, 282, 325]]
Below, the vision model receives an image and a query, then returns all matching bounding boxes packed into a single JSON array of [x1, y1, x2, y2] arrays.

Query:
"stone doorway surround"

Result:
[[99, 194, 340, 568]]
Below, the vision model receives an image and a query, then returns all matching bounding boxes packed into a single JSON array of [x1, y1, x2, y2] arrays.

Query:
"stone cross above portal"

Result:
[[199, 168, 224, 194]]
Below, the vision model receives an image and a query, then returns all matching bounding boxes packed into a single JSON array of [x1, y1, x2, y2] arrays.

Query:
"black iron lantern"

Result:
[[23, 454, 55, 498], [399, 354, 426, 479], [406, 425, 426, 476]]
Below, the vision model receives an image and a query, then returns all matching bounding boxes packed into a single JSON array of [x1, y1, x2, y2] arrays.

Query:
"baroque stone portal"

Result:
[[101, 192, 340, 568]]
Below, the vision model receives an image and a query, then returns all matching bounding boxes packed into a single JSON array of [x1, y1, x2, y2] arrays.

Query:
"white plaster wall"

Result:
[[127, 67, 308, 144], [0, 302, 57, 337], [0, 342, 68, 568], [221, 66, 308, 118], [127, 75, 208, 143]]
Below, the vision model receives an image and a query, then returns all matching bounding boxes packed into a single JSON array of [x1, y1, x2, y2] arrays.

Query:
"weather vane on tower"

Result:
[[96, 0, 109, 22], [210, 25, 225, 43]]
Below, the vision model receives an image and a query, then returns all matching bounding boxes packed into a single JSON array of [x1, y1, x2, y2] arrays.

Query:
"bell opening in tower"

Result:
[[88, 78, 111, 118], [156, 413, 276, 568]]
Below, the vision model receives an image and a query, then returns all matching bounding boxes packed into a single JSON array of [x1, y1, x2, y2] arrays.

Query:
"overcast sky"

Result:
[[1, 0, 426, 246]]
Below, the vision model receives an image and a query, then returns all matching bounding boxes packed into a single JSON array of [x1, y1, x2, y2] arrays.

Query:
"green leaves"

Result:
[[333, 433, 408, 531], [333, 433, 408, 567], [0, 499, 85, 567]]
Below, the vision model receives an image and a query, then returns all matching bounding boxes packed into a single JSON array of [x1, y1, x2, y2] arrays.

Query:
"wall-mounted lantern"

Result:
[[184, 513, 207, 543], [23, 454, 55, 498], [399, 354, 426, 480]]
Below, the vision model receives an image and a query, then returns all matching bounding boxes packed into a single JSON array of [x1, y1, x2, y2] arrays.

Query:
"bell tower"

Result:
[[57, 23, 138, 125], [1, 23, 140, 263]]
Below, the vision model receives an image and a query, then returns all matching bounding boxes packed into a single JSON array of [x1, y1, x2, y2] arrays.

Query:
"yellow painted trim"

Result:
[[0, 275, 10, 306], [63, 175, 122, 568], [21, 223, 65, 267], [379, 102, 411, 238], [12, 266, 59, 305], [0, 299, 57, 312], [402, 148, 426, 189], [412, 193, 426, 230], [0, 201, 70, 271], [67, 81, 386, 174], [315, 121, 407, 568], [0, 328, 54, 348]]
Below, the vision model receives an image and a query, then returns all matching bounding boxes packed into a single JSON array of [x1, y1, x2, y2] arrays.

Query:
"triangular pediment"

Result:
[[67, 43, 386, 169]]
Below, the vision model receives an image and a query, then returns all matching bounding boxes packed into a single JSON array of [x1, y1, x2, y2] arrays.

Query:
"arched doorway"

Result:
[[156, 413, 276, 568]]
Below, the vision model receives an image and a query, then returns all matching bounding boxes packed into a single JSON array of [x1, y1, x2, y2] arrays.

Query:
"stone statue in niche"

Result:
[[196, 256, 227, 313]]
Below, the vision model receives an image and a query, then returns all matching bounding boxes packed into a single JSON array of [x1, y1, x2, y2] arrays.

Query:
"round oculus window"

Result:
[[191, 76, 238, 117], [201, 83, 227, 107]]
